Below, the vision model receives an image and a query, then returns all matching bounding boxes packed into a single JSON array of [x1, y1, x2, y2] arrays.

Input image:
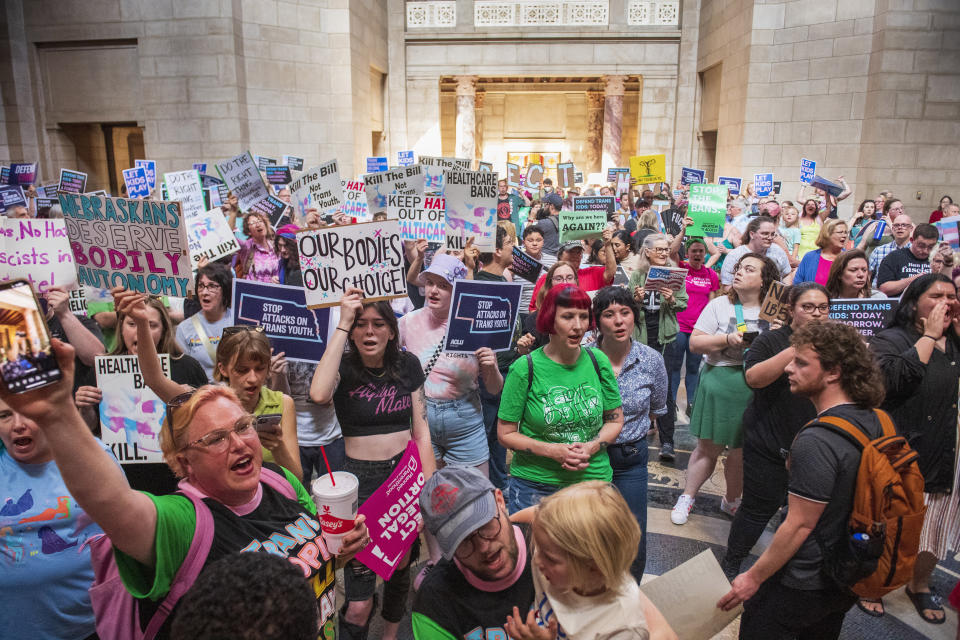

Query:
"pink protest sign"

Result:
[[354, 440, 425, 580]]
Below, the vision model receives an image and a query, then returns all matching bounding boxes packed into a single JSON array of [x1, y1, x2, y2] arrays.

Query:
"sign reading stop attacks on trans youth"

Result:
[[444, 280, 524, 353]]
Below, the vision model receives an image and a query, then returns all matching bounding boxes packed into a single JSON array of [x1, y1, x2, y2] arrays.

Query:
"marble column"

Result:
[[601, 75, 626, 171], [474, 91, 486, 166], [455, 75, 478, 161], [586, 90, 604, 175]]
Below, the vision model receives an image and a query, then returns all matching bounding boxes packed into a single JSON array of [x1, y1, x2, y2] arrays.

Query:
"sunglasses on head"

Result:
[[164, 388, 199, 446], [221, 324, 265, 339]]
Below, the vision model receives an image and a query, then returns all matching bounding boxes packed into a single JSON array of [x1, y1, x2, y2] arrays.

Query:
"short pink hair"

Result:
[[536, 284, 594, 334]]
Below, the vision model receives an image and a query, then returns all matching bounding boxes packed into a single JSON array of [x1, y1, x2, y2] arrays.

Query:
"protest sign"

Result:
[[574, 171, 583, 184], [192, 163, 207, 174], [718, 176, 741, 195], [606, 167, 629, 183], [687, 184, 727, 238], [364, 165, 424, 216], [629, 154, 666, 184], [830, 298, 897, 340], [249, 195, 291, 229], [10, 162, 37, 186], [387, 193, 445, 244], [754, 173, 774, 197], [511, 246, 544, 283], [297, 220, 405, 308], [366, 157, 389, 173], [444, 280, 523, 353], [810, 175, 843, 197], [525, 164, 544, 190], [255, 155, 277, 171], [58, 169, 87, 194], [397, 150, 415, 167], [35, 196, 59, 212], [282, 155, 304, 171], [354, 440, 426, 580], [0, 218, 77, 292], [557, 162, 575, 189], [0, 185, 26, 212], [216, 151, 271, 210], [200, 174, 225, 188], [232, 280, 330, 363], [341, 180, 369, 221], [58, 193, 192, 297], [506, 163, 522, 189], [800, 159, 816, 184], [0, 166, 8, 185], [773, 180, 782, 195], [38, 183, 59, 198], [573, 195, 616, 216], [265, 165, 293, 185], [936, 215, 960, 250], [205, 186, 222, 209], [96, 354, 171, 464], [759, 281, 791, 324], [134, 159, 157, 191], [646, 266, 688, 291], [163, 170, 205, 219], [289, 160, 343, 220], [681, 167, 705, 185], [559, 209, 607, 243], [185, 206, 240, 265], [68, 287, 87, 314], [443, 169, 497, 251], [123, 167, 150, 199], [615, 172, 631, 198], [420, 156, 471, 195], [477, 161, 493, 173]]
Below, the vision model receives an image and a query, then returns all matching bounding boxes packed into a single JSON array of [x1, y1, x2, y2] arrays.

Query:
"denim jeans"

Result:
[[299, 437, 346, 487], [664, 331, 703, 421], [479, 383, 508, 490], [609, 437, 649, 581], [426, 393, 488, 467], [506, 476, 560, 513]]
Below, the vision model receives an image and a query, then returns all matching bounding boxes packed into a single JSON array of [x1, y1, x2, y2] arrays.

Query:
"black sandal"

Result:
[[855, 597, 884, 618], [905, 586, 946, 625]]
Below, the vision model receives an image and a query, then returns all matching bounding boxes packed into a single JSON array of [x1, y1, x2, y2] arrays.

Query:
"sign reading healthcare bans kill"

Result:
[[830, 298, 897, 340], [297, 219, 405, 309], [232, 280, 330, 363], [96, 354, 171, 464], [388, 193, 445, 244], [443, 169, 497, 251], [444, 280, 523, 353], [58, 193, 193, 297]]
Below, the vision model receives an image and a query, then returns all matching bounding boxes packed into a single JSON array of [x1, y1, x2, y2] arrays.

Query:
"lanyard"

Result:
[[734, 302, 747, 333]]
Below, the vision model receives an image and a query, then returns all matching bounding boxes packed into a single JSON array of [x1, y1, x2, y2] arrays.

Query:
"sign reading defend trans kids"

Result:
[[444, 280, 523, 354], [829, 298, 897, 340]]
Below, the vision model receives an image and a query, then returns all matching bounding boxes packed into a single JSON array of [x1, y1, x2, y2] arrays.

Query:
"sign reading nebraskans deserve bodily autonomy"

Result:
[[444, 280, 523, 353], [232, 280, 330, 363], [296, 219, 405, 309], [443, 169, 497, 252], [58, 193, 193, 297]]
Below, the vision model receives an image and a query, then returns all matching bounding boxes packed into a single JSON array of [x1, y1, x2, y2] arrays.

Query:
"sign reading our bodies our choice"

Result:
[[96, 354, 171, 464], [443, 169, 497, 251], [444, 280, 523, 353], [387, 193, 445, 244], [58, 193, 193, 297], [297, 220, 405, 309], [232, 280, 330, 363]]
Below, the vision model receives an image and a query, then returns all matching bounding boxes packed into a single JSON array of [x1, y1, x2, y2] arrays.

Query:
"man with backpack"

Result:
[[718, 320, 923, 639]]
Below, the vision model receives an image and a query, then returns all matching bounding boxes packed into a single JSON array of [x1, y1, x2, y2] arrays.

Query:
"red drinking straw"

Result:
[[320, 445, 335, 486]]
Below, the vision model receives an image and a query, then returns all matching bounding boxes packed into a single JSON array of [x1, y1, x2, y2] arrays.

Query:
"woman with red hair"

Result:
[[497, 284, 624, 512]]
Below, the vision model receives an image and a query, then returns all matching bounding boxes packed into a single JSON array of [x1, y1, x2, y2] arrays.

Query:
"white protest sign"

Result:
[[419, 156, 471, 195], [288, 159, 343, 221], [363, 165, 425, 216], [96, 354, 171, 464], [68, 288, 87, 314], [185, 207, 241, 265], [0, 218, 77, 292], [387, 193, 445, 244], [296, 220, 406, 309], [443, 169, 497, 251], [216, 151, 270, 210], [163, 170, 205, 219]]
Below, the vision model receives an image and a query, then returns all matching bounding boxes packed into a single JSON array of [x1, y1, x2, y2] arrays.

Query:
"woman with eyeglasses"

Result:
[[516, 261, 580, 356], [176, 263, 234, 382], [587, 286, 667, 581], [310, 288, 435, 640], [825, 249, 886, 299], [720, 282, 828, 579], [671, 254, 780, 526], [3, 341, 369, 638], [234, 212, 281, 282], [792, 219, 849, 286], [117, 289, 303, 480]]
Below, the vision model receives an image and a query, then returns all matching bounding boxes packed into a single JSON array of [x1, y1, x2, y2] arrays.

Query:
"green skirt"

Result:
[[689, 363, 751, 448]]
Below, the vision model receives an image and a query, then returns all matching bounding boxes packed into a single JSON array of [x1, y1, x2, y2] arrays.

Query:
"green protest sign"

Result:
[[559, 210, 607, 243], [687, 183, 727, 238]]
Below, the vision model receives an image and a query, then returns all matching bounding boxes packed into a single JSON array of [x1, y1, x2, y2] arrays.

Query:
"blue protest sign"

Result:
[[754, 173, 774, 197], [10, 162, 37, 185], [810, 175, 843, 197], [193, 163, 207, 174], [0, 166, 8, 185], [366, 157, 389, 173], [135, 159, 157, 191], [232, 280, 330, 363], [681, 167, 705, 185], [717, 176, 741, 195], [122, 167, 150, 199], [398, 150, 415, 167], [443, 280, 523, 353], [58, 168, 88, 194], [800, 159, 816, 184], [0, 185, 26, 211]]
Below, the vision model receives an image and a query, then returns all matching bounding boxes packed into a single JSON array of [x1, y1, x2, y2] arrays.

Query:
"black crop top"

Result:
[[333, 351, 425, 438]]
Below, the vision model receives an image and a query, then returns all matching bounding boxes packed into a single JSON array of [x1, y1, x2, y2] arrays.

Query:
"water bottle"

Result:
[[851, 532, 870, 551]]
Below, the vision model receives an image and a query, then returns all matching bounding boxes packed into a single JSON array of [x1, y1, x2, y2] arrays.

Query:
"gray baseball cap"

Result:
[[420, 467, 497, 560]]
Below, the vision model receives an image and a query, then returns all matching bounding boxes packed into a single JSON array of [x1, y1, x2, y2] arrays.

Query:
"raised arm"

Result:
[[309, 289, 362, 404], [44, 286, 106, 366]]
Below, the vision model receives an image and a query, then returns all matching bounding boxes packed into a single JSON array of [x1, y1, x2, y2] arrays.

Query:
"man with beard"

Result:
[[412, 467, 534, 639]]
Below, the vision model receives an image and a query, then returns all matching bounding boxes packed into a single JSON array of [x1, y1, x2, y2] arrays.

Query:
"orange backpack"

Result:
[[805, 409, 926, 599]]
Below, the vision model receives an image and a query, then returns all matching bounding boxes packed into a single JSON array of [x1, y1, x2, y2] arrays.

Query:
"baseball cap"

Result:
[[560, 240, 583, 253], [417, 253, 467, 287], [420, 467, 498, 560], [542, 193, 563, 210]]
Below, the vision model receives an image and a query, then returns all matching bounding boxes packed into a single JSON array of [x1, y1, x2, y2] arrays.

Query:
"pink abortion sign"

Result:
[[354, 440, 425, 580]]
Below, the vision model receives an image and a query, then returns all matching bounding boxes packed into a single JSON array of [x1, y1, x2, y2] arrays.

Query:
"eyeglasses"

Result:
[[649, 247, 670, 254], [454, 510, 503, 559], [798, 303, 831, 314], [892, 223, 912, 229], [196, 282, 222, 292], [551, 274, 577, 283], [181, 415, 259, 453], [222, 324, 265, 339], [756, 232, 777, 239]]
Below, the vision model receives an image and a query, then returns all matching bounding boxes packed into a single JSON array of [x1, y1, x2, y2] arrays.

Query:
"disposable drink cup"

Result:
[[311, 471, 359, 555]]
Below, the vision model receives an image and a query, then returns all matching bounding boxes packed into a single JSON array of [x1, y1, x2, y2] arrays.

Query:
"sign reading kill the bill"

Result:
[[96, 354, 171, 464], [387, 193, 445, 244], [58, 193, 193, 297], [296, 219, 405, 308], [443, 169, 497, 251], [420, 156, 471, 195], [288, 159, 343, 220], [364, 165, 425, 216]]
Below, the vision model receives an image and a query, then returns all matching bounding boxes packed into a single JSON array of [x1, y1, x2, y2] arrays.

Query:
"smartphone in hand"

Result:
[[0, 279, 63, 393], [255, 413, 283, 435]]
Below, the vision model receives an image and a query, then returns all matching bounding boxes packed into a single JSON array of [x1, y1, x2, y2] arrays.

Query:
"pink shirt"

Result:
[[398, 306, 479, 400], [676, 261, 720, 333], [815, 255, 834, 285]]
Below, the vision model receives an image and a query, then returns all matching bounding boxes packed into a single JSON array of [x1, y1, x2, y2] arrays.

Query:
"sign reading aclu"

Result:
[[96, 354, 171, 464], [232, 280, 330, 363], [289, 159, 343, 220], [216, 151, 270, 210], [58, 193, 192, 297], [364, 165, 425, 216], [296, 220, 405, 309], [387, 193, 445, 244], [0, 218, 77, 292], [444, 280, 523, 353], [443, 169, 497, 251], [829, 298, 897, 340]]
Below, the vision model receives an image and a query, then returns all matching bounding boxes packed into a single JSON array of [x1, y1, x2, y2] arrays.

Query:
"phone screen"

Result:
[[255, 413, 282, 434], [0, 280, 62, 392]]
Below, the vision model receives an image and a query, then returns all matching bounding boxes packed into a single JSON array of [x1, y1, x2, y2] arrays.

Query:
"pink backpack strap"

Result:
[[260, 466, 298, 500]]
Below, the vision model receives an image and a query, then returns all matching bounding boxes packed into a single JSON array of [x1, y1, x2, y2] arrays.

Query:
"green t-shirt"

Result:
[[498, 348, 622, 485]]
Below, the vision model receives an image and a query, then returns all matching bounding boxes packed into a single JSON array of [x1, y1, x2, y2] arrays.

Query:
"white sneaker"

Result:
[[671, 494, 695, 525], [720, 496, 742, 517]]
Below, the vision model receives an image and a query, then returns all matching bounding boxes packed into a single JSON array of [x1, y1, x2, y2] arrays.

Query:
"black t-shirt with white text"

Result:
[[876, 247, 930, 287], [333, 351, 425, 438]]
